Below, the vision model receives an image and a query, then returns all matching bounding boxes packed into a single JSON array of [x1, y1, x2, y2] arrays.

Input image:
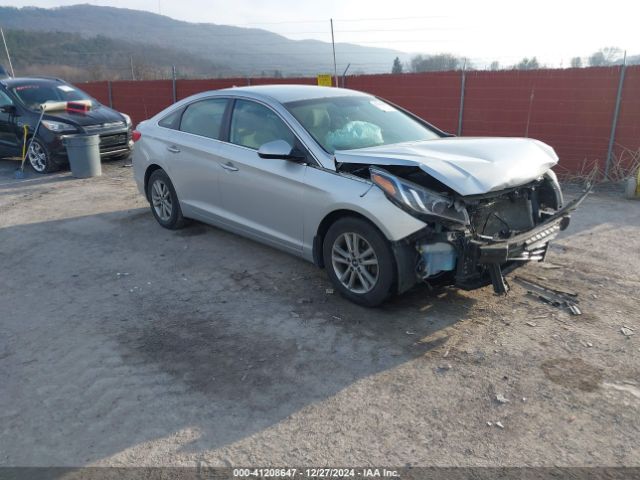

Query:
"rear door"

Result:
[[217, 98, 308, 254], [163, 97, 230, 222]]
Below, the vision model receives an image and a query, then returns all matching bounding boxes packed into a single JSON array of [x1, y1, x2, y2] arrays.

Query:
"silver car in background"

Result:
[[133, 85, 588, 306]]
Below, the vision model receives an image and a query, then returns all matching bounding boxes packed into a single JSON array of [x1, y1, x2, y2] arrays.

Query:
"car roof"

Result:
[[214, 84, 371, 104], [0, 76, 66, 88]]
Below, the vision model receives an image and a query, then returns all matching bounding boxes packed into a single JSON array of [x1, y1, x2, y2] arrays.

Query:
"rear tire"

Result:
[[27, 137, 59, 174], [147, 169, 187, 230], [323, 217, 396, 307]]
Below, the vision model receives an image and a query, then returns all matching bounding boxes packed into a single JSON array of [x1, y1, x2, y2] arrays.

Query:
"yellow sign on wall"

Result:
[[317, 74, 333, 87]]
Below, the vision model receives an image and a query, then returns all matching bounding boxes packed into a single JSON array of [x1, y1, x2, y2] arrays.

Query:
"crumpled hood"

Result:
[[334, 137, 558, 196]]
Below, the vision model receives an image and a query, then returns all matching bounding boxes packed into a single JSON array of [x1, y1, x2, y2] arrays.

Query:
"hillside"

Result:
[[0, 5, 406, 77], [0, 29, 234, 81]]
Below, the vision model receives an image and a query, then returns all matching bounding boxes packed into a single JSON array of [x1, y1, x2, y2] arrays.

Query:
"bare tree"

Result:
[[589, 47, 623, 66]]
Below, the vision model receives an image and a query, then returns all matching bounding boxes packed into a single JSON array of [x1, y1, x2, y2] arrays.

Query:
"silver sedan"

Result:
[[133, 85, 587, 306]]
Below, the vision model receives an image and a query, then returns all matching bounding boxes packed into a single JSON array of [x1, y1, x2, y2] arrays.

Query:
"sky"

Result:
[[2, 0, 640, 67]]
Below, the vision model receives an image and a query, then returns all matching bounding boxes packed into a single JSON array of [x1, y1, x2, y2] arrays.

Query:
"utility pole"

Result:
[[330, 19, 338, 87], [1, 27, 15, 77], [457, 59, 466, 136]]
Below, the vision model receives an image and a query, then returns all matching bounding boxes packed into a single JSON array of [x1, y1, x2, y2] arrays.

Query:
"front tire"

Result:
[[27, 137, 59, 174], [147, 169, 187, 230], [323, 217, 396, 307]]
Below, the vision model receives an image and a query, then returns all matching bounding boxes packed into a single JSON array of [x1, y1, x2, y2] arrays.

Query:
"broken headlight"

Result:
[[370, 167, 469, 225]]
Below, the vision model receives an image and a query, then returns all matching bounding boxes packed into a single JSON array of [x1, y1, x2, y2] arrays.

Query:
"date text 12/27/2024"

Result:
[[232, 468, 400, 478]]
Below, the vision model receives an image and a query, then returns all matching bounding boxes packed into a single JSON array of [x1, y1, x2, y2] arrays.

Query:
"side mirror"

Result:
[[258, 139, 305, 162], [0, 104, 16, 114]]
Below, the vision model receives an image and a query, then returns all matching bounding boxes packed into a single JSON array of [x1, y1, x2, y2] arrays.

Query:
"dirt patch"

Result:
[[541, 358, 603, 392], [1, 159, 640, 467]]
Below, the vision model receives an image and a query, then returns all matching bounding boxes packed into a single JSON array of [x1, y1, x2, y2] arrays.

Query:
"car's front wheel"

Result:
[[147, 169, 187, 229], [27, 137, 59, 174], [323, 217, 396, 307]]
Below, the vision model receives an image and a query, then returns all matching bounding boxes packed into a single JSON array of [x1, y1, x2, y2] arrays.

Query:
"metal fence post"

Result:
[[457, 61, 466, 136], [107, 80, 113, 108], [525, 88, 535, 138], [605, 53, 627, 179], [171, 65, 177, 103]]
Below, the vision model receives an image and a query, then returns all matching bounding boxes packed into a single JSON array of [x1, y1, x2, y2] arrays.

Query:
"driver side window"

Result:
[[230, 99, 296, 150]]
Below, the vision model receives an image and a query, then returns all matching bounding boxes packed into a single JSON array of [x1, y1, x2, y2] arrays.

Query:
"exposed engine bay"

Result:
[[338, 161, 590, 295]]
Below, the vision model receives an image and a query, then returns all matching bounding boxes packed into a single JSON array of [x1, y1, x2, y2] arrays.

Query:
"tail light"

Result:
[[132, 130, 142, 142]]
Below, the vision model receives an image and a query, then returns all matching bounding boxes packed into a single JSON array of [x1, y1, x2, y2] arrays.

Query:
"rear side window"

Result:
[[158, 109, 183, 129], [179, 98, 227, 140]]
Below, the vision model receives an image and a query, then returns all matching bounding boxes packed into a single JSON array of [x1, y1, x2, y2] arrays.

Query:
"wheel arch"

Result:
[[144, 163, 164, 201], [312, 209, 390, 269]]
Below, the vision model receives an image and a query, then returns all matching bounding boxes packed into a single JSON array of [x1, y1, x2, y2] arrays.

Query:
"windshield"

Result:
[[10, 82, 95, 110], [284, 95, 440, 153]]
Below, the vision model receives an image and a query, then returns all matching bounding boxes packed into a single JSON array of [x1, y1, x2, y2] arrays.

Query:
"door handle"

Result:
[[221, 162, 239, 172], [167, 145, 181, 153]]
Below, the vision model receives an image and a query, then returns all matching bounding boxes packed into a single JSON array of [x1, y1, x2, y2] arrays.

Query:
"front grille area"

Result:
[[470, 195, 534, 238], [84, 122, 126, 132], [99, 133, 128, 153]]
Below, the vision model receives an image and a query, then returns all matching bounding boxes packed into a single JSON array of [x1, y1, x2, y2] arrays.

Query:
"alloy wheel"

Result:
[[28, 141, 48, 173], [331, 232, 379, 294], [151, 179, 173, 221]]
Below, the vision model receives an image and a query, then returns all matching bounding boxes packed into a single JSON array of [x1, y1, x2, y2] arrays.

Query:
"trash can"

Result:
[[63, 134, 101, 178]]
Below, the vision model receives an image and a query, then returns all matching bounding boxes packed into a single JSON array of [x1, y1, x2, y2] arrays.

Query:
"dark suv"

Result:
[[0, 76, 133, 173]]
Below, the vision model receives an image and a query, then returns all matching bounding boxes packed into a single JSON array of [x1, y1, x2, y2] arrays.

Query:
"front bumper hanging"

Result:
[[463, 187, 591, 294]]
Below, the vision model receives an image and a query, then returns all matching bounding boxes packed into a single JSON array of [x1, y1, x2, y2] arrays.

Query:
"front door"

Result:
[[0, 90, 19, 158], [217, 99, 308, 254]]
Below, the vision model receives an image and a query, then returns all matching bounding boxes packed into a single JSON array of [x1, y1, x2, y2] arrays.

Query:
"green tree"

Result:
[[490, 61, 500, 71], [570, 57, 583, 68], [516, 57, 540, 70], [588, 51, 606, 67], [410, 53, 463, 72], [391, 56, 403, 74]]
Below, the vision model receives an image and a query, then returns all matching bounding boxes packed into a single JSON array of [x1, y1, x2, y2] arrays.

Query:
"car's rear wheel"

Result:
[[147, 169, 187, 229], [323, 217, 396, 307], [27, 137, 59, 174]]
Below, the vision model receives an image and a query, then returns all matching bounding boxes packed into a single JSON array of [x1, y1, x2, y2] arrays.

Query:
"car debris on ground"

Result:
[[514, 276, 582, 315], [621, 326, 635, 337], [495, 394, 509, 404]]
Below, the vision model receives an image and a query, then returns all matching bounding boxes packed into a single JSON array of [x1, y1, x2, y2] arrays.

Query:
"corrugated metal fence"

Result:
[[81, 67, 640, 176]]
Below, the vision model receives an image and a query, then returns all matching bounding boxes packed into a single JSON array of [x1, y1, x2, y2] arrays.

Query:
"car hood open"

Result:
[[334, 137, 559, 196]]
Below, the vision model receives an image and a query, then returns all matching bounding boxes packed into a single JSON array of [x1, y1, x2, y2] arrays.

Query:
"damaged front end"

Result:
[[364, 165, 590, 295]]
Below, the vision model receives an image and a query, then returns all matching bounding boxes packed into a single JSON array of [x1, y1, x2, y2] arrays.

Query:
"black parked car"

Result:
[[0, 76, 133, 173]]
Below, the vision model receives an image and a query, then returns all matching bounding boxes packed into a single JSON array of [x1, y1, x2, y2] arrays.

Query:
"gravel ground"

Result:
[[0, 158, 639, 467]]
